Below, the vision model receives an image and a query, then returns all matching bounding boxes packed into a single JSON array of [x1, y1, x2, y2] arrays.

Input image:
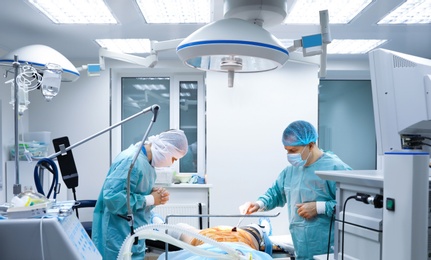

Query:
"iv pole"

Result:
[[12, 55, 21, 196]]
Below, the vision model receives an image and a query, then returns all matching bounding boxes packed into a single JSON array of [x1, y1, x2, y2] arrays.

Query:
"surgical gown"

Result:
[[92, 144, 156, 260], [257, 151, 352, 260]]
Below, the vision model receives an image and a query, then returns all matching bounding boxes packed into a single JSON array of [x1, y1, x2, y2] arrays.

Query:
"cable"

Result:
[[327, 207, 335, 260], [341, 195, 357, 260], [34, 158, 59, 199], [72, 187, 79, 218], [39, 216, 48, 260]]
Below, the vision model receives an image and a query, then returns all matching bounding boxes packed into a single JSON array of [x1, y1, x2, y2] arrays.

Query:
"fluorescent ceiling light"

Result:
[[327, 39, 387, 54], [284, 0, 373, 24], [28, 0, 117, 24], [136, 0, 211, 24], [95, 39, 152, 54], [378, 0, 431, 24]]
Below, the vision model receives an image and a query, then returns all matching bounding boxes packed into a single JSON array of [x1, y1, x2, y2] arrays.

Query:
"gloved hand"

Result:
[[152, 187, 170, 205], [239, 202, 260, 215], [296, 202, 317, 219]]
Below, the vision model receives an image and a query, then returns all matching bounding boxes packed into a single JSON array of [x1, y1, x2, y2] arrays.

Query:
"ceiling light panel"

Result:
[[284, 0, 373, 24], [28, 0, 117, 24], [378, 0, 431, 24], [327, 39, 387, 54], [136, 0, 211, 24], [95, 39, 152, 53]]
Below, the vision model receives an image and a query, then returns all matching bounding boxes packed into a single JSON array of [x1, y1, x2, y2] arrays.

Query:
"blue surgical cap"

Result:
[[282, 120, 318, 146]]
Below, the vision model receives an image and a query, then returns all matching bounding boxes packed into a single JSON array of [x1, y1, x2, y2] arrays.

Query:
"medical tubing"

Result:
[[341, 195, 357, 260], [34, 158, 59, 199], [138, 223, 239, 256], [39, 216, 48, 260], [117, 223, 242, 260]]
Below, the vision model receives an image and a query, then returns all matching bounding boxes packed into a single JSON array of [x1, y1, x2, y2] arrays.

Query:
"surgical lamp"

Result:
[[96, 0, 330, 87], [0, 44, 80, 196], [176, 18, 289, 88], [176, 0, 331, 87]]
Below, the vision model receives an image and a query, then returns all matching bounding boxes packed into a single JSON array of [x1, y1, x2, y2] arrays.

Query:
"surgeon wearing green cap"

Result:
[[241, 120, 352, 260]]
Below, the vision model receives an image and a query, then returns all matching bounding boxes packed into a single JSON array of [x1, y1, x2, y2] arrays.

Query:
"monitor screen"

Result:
[[369, 48, 431, 168]]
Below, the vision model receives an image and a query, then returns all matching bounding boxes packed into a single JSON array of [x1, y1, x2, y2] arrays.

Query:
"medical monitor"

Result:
[[369, 48, 431, 168]]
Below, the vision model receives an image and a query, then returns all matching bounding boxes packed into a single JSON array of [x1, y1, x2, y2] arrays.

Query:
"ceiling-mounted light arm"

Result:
[[285, 10, 332, 78], [319, 9, 331, 78], [99, 48, 158, 70], [98, 39, 183, 71], [152, 39, 183, 53]]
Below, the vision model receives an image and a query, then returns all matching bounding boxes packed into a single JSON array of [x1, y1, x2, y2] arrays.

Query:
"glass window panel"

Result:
[[121, 77, 170, 150], [179, 81, 198, 173]]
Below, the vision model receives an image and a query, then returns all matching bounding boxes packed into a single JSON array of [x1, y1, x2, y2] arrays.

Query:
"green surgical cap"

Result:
[[282, 120, 318, 146]]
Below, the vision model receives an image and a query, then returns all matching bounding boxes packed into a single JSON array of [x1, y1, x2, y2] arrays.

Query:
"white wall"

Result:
[[206, 62, 319, 235]]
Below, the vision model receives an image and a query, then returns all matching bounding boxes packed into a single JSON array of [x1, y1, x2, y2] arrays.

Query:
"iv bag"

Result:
[[9, 80, 30, 116], [41, 63, 62, 101]]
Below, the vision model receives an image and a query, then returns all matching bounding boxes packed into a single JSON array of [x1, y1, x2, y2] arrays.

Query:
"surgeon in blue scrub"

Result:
[[241, 120, 352, 260], [92, 129, 188, 260]]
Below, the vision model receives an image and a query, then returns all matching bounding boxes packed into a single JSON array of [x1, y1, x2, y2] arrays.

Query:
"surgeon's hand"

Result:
[[152, 187, 170, 205], [240, 202, 260, 215], [296, 202, 317, 219]]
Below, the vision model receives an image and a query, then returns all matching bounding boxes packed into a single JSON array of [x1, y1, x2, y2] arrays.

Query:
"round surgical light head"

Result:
[[176, 18, 289, 73], [0, 44, 79, 82]]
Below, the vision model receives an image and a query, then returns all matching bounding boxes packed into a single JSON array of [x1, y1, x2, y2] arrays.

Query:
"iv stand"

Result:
[[12, 55, 21, 196]]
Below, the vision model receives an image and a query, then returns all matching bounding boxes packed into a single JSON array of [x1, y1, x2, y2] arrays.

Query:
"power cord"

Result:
[[327, 207, 335, 260], [341, 193, 383, 260], [341, 195, 356, 260]]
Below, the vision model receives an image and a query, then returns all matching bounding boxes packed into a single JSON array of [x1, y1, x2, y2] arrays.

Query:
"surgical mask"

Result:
[[287, 146, 310, 167], [151, 145, 173, 167]]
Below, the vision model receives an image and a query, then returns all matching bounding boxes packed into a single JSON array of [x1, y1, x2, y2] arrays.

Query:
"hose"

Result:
[[117, 223, 247, 260]]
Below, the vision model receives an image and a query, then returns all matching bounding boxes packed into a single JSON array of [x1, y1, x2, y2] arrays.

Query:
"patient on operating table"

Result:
[[157, 222, 275, 260], [171, 223, 265, 251]]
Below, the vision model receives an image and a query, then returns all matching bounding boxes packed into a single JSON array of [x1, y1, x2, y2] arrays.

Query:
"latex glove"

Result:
[[296, 202, 317, 219], [239, 202, 260, 215], [152, 187, 170, 205]]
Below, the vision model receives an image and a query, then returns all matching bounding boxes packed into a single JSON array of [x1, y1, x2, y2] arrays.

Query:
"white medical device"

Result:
[[314, 48, 431, 260], [0, 212, 102, 259]]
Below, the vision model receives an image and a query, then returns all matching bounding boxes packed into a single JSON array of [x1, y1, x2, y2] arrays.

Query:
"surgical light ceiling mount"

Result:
[[176, 0, 289, 87], [98, 0, 330, 87]]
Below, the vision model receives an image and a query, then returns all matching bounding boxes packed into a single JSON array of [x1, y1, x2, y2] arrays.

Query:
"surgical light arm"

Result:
[[98, 39, 183, 70], [286, 10, 332, 78]]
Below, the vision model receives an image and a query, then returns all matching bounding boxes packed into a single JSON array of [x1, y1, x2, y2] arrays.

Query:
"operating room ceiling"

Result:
[[0, 0, 430, 67]]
